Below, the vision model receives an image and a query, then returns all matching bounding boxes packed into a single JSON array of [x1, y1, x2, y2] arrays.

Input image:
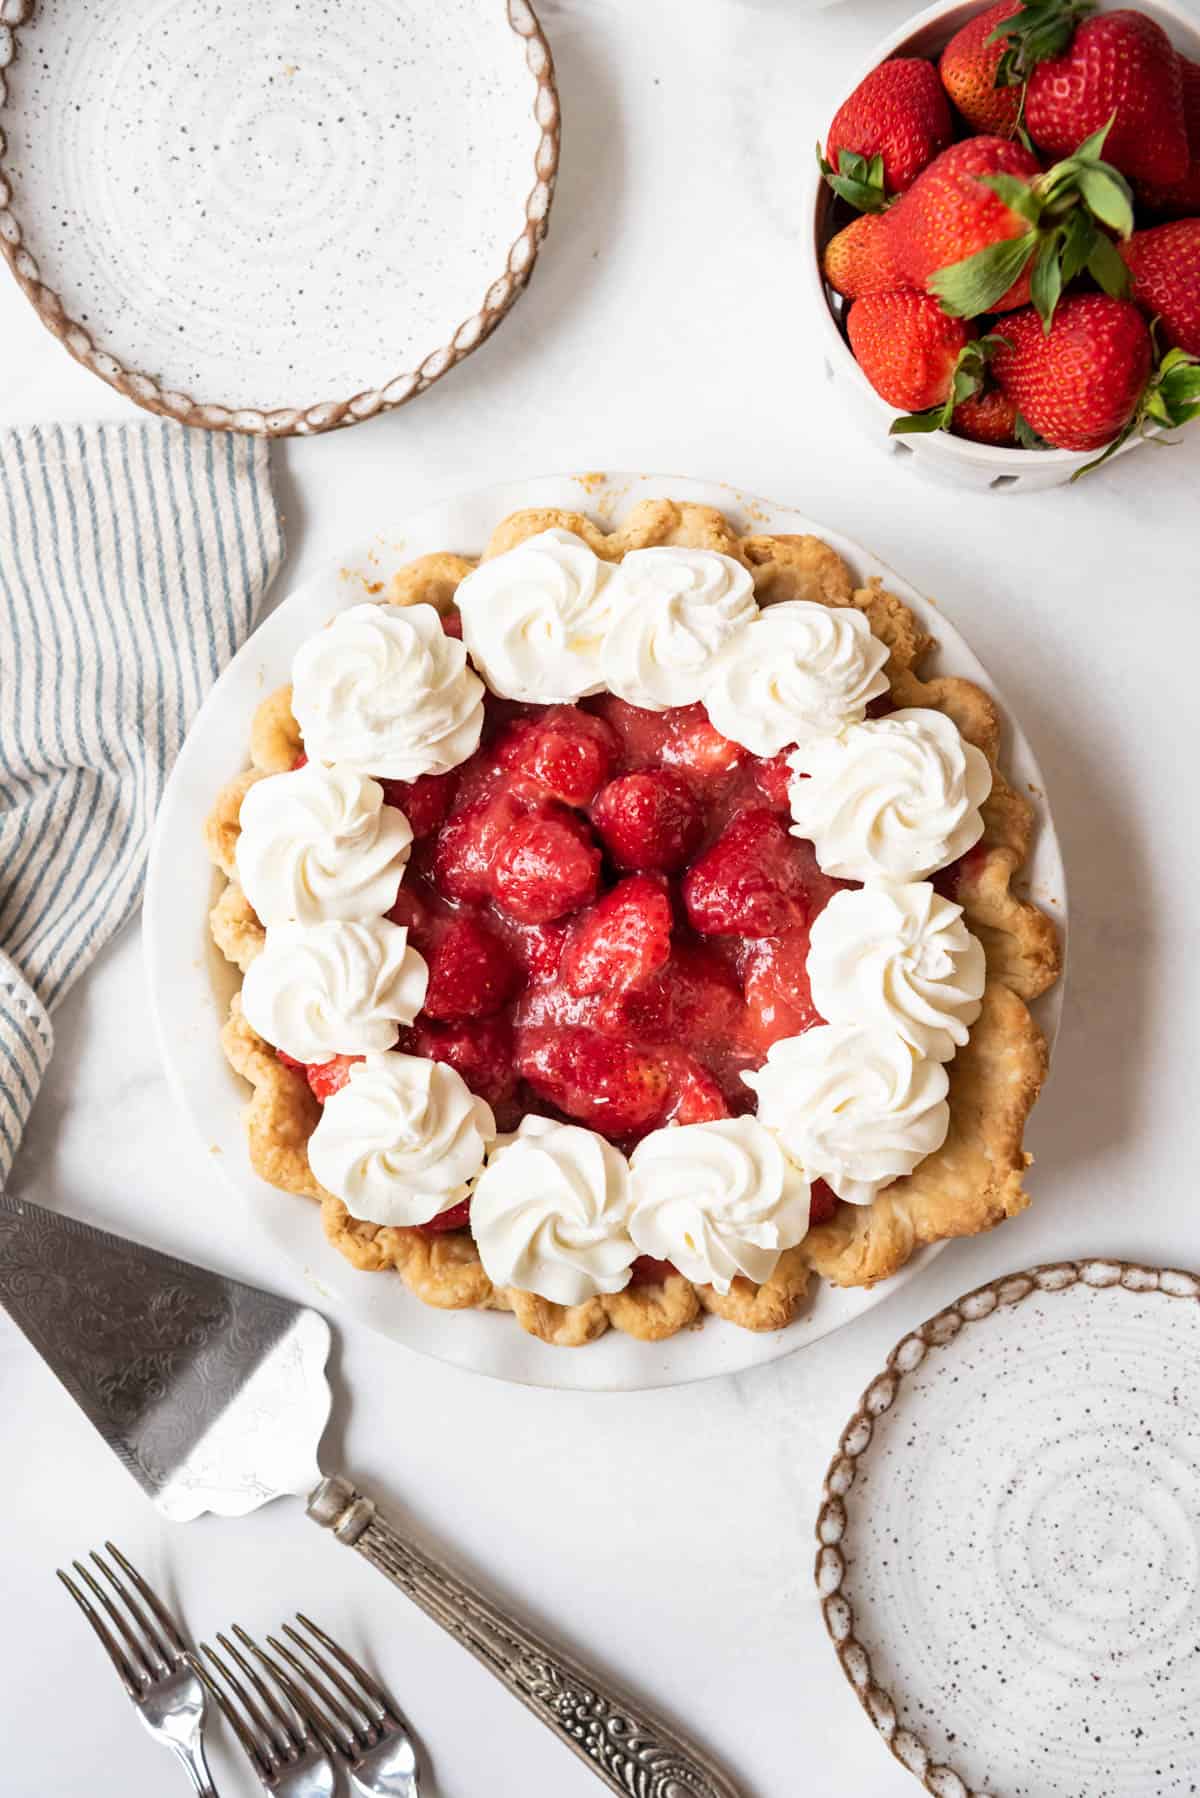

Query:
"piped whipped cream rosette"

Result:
[[308, 1052, 494, 1227], [706, 600, 890, 757], [808, 880, 986, 1063], [455, 528, 622, 704], [600, 546, 758, 710], [628, 1116, 811, 1294], [745, 1023, 951, 1208], [236, 764, 413, 927], [291, 600, 484, 779], [470, 1115, 638, 1306], [787, 706, 992, 882], [241, 917, 428, 1064]]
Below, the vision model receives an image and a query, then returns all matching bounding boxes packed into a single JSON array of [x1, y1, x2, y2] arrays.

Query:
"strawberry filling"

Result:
[[283, 687, 863, 1241]]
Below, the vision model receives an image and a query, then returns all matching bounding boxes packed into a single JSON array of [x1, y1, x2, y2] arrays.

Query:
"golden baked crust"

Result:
[[205, 499, 1062, 1345]]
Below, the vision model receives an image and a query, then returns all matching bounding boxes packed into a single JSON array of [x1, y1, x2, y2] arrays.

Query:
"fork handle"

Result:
[[307, 1474, 741, 1798]]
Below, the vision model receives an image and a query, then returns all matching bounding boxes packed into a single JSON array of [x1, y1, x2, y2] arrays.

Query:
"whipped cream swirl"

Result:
[[601, 547, 758, 710], [235, 765, 413, 927], [241, 918, 428, 1063], [308, 1052, 494, 1226], [455, 529, 620, 703], [470, 1115, 636, 1306], [706, 601, 890, 756], [808, 881, 986, 1062], [628, 1116, 811, 1294], [291, 602, 484, 779], [745, 1023, 950, 1206], [788, 706, 992, 882]]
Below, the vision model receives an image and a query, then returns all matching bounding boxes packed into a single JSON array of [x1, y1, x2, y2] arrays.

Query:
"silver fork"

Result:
[[191, 1625, 335, 1798], [57, 1542, 218, 1796], [196, 1617, 418, 1797]]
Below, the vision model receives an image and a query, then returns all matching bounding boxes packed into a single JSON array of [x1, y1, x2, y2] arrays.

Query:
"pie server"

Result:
[[0, 1193, 739, 1798]]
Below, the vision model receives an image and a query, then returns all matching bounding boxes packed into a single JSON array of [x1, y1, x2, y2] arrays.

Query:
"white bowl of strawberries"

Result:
[[809, 0, 1200, 490]]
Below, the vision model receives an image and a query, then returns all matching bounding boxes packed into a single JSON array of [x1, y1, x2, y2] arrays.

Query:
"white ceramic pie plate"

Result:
[[817, 1262, 1200, 1797], [144, 473, 1067, 1392]]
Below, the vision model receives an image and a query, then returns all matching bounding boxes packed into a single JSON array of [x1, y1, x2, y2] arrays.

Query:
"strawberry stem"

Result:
[[1074, 339, 1200, 479], [816, 143, 890, 215], [891, 335, 1008, 436], [987, 0, 1096, 88]]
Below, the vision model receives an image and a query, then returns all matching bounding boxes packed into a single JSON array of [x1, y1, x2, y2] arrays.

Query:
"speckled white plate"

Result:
[[0, 1, 558, 435], [817, 1261, 1200, 1797], [143, 472, 1066, 1391]]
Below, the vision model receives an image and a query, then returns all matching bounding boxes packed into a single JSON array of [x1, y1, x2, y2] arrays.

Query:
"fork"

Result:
[[195, 1617, 418, 1797], [57, 1542, 218, 1796]]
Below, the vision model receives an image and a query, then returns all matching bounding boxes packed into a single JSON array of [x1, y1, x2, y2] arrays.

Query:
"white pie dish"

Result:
[[144, 471, 1067, 1391]]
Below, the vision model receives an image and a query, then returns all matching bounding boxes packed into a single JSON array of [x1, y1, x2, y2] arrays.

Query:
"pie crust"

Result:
[[206, 500, 1061, 1346]]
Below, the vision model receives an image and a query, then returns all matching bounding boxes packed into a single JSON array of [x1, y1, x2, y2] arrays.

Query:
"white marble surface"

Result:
[[2, 1, 1199, 1794]]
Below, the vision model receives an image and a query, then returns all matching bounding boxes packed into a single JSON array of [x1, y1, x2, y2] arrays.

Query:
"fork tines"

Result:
[[57, 1541, 187, 1693], [196, 1615, 395, 1775]]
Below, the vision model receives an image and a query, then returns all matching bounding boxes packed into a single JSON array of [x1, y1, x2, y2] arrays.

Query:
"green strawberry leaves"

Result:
[[930, 117, 1133, 329], [1015, 413, 1053, 450], [891, 335, 1008, 436], [816, 145, 889, 214], [1075, 342, 1200, 479], [987, 0, 1096, 89]]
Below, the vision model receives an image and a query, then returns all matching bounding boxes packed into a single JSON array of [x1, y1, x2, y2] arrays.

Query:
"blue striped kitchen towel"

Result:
[[0, 421, 284, 1184]]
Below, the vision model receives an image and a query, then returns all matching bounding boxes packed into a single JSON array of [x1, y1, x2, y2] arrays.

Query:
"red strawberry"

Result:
[[433, 787, 530, 903], [847, 291, 973, 412], [599, 942, 746, 1053], [1025, 10, 1188, 187], [660, 706, 746, 782], [590, 768, 703, 872], [515, 1027, 671, 1136], [422, 917, 521, 1020], [667, 1056, 732, 1125], [306, 1054, 362, 1103], [508, 919, 569, 984], [496, 707, 619, 807], [406, 1014, 517, 1111], [808, 1179, 840, 1227], [991, 294, 1151, 450], [1138, 57, 1200, 217], [629, 1255, 677, 1287], [492, 809, 602, 924], [292, 752, 308, 770], [1119, 220, 1200, 357], [380, 772, 458, 838], [385, 885, 434, 948], [821, 212, 911, 300], [742, 928, 823, 1050], [418, 1196, 473, 1235], [561, 875, 673, 996], [887, 136, 1043, 312], [752, 751, 794, 810], [683, 808, 812, 939], [823, 58, 953, 207], [938, 0, 1024, 135], [952, 386, 1019, 445]]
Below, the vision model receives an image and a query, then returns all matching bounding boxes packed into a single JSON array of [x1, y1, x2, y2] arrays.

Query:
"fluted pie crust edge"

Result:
[[204, 499, 1061, 1347]]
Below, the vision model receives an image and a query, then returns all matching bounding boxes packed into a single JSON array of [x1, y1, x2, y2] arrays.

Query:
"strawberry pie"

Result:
[[205, 499, 1060, 1347]]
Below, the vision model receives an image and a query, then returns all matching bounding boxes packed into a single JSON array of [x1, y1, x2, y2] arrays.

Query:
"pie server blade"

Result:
[[0, 1192, 741, 1798]]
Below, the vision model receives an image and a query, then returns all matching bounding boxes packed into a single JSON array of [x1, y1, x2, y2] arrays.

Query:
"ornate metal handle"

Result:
[[307, 1474, 741, 1798]]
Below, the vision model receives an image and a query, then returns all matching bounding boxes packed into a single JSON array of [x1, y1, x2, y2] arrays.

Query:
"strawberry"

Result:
[[598, 942, 746, 1053], [1119, 220, 1200, 357], [433, 787, 531, 903], [660, 706, 746, 782], [496, 707, 619, 807], [938, 0, 1025, 135], [380, 771, 458, 838], [666, 1055, 732, 1126], [306, 1054, 362, 1103], [847, 291, 973, 412], [742, 928, 822, 1050], [1138, 57, 1200, 217], [629, 1255, 678, 1287], [821, 212, 910, 300], [890, 129, 1136, 324], [515, 1027, 671, 1136], [422, 917, 521, 1020], [991, 294, 1151, 450], [590, 768, 703, 872], [385, 884, 434, 948], [492, 808, 602, 924], [822, 58, 953, 209], [808, 1179, 840, 1227], [952, 386, 1019, 445], [1024, 10, 1188, 187], [561, 875, 673, 996], [683, 808, 812, 939], [407, 1014, 517, 1112]]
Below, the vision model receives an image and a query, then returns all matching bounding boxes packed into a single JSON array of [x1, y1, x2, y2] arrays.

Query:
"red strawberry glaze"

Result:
[[295, 688, 861, 1169]]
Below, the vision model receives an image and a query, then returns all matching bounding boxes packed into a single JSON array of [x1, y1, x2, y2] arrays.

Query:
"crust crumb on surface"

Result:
[[207, 502, 1062, 1343]]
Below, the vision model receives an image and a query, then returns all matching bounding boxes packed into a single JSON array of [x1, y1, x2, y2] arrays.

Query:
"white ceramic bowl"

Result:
[[144, 472, 1066, 1393], [806, 0, 1200, 493]]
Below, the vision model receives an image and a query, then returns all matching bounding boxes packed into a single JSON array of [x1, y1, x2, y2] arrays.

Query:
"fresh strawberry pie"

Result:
[[206, 498, 1060, 1347]]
